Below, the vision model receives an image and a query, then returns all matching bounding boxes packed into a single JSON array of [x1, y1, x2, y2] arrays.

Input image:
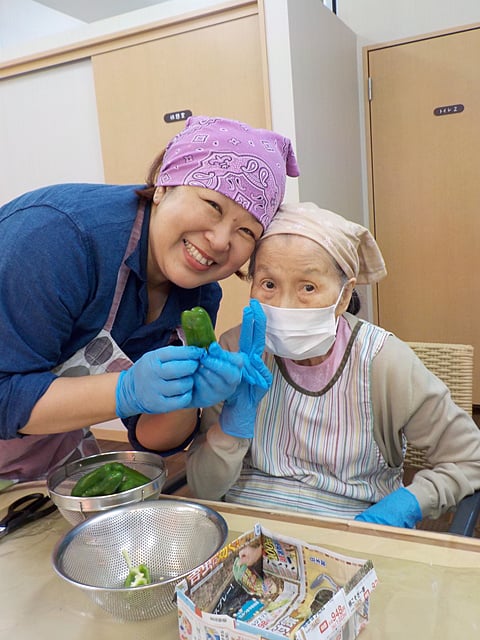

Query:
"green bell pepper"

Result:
[[71, 463, 123, 497], [122, 549, 152, 587], [71, 462, 151, 497], [114, 463, 151, 492], [181, 306, 216, 349]]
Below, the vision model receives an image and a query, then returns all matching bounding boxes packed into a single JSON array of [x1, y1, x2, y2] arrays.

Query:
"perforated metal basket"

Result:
[[52, 499, 228, 621], [47, 450, 167, 525]]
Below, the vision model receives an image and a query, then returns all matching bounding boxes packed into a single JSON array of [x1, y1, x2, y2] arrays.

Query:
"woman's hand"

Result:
[[115, 345, 203, 418]]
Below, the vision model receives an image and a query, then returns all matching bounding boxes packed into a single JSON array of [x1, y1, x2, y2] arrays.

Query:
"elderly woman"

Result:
[[187, 202, 480, 528]]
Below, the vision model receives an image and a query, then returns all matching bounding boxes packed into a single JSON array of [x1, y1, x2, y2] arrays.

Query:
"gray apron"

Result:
[[0, 203, 145, 481]]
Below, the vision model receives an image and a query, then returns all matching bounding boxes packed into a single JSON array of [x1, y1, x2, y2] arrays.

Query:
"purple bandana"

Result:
[[156, 116, 299, 230]]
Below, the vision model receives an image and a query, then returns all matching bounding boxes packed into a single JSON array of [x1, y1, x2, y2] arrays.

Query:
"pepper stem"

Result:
[[122, 548, 133, 570]]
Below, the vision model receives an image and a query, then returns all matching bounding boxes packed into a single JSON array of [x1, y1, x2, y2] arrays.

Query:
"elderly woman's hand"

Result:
[[354, 487, 423, 529], [219, 299, 273, 439]]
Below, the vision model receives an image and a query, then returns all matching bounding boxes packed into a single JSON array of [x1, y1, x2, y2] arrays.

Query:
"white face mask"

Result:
[[260, 287, 345, 360]]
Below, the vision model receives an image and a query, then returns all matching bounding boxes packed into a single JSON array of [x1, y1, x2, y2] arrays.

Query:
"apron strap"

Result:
[[104, 201, 146, 332]]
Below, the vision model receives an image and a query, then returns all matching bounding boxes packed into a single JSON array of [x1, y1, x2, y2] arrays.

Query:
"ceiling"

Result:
[[34, 0, 171, 23]]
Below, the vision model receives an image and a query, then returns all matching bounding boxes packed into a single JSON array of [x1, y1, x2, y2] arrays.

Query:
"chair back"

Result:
[[405, 341, 473, 469]]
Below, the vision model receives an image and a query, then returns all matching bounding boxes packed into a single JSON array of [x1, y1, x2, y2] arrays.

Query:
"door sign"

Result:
[[164, 110, 192, 123], [433, 104, 464, 116]]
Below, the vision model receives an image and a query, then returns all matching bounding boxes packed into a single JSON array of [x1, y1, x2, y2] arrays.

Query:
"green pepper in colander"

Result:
[[71, 463, 124, 497], [122, 549, 152, 587], [114, 463, 151, 492], [181, 306, 216, 349], [71, 462, 151, 497]]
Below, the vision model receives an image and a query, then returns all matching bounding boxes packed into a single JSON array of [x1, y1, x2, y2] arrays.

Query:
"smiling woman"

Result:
[[147, 186, 263, 291], [0, 115, 298, 482]]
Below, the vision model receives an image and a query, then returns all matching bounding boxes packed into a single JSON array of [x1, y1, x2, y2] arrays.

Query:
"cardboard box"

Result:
[[176, 523, 378, 640]]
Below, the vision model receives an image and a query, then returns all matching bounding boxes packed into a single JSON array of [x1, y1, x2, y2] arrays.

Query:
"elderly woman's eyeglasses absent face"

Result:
[[250, 234, 348, 311]]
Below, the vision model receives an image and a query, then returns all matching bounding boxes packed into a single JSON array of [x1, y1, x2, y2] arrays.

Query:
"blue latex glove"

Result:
[[219, 299, 273, 438], [354, 487, 423, 529], [188, 341, 244, 408], [115, 345, 204, 418]]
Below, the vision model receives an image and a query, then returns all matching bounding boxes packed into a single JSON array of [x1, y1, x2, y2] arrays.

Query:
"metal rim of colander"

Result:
[[46, 450, 167, 513], [51, 498, 228, 592]]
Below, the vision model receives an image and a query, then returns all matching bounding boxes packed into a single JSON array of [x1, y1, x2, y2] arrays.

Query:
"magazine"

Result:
[[177, 524, 378, 640]]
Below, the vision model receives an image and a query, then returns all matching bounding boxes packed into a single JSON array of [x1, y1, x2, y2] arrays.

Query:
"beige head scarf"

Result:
[[261, 202, 387, 284]]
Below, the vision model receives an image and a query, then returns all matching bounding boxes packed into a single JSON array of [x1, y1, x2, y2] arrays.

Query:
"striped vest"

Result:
[[225, 321, 403, 517]]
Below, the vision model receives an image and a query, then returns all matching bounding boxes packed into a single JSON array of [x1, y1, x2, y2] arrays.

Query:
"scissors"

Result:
[[0, 492, 57, 539]]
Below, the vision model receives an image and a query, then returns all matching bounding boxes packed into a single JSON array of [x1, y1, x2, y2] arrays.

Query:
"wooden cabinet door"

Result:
[[92, 9, 268, 336], [366, 26, 480, 401]]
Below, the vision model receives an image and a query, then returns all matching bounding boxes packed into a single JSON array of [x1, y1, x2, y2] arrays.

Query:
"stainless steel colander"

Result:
[[47, 450, 167, 525], [52, 499, 228, 621]]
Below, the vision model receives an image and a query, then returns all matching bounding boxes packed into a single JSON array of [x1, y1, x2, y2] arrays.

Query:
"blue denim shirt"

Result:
[[0, 183, 221, 450]]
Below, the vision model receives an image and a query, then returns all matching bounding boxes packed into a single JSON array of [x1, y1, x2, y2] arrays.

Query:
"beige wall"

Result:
[[0, 0, 232, 205]]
